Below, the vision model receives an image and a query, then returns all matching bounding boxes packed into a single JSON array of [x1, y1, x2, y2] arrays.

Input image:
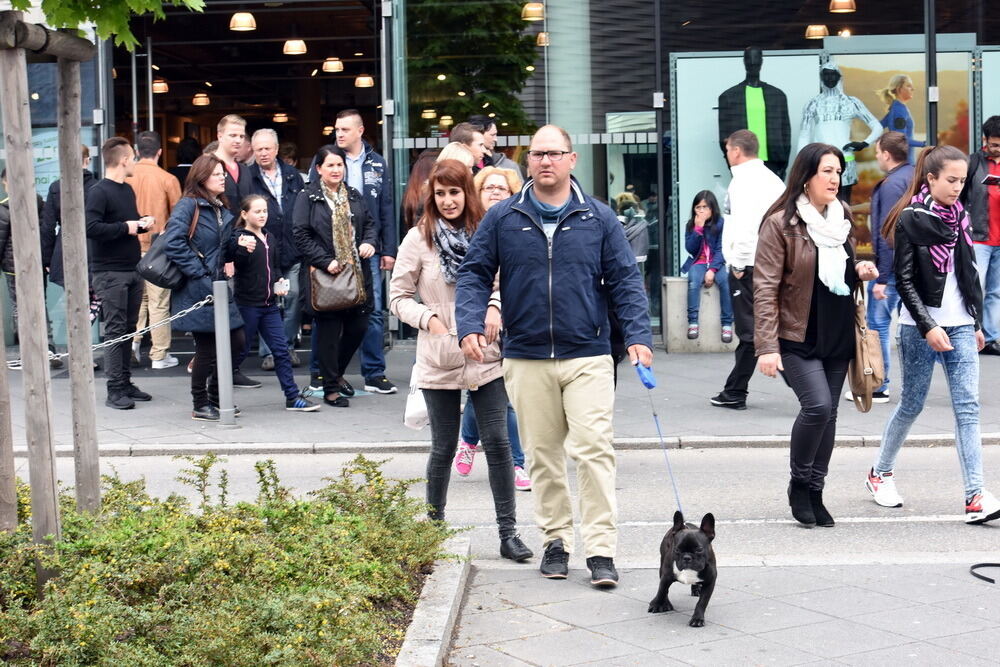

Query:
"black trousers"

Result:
[[92, 270, 143, 392], [314, 308, 369, 394], [723, 267, 756, 399], [422, 378, 516, 539], [780, 353, 850, 490], [191, 328, 246, 408]]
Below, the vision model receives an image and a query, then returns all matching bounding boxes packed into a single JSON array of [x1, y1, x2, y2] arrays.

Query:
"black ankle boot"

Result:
[[809, 489, 834, 527], [787, 479, 816, 527]]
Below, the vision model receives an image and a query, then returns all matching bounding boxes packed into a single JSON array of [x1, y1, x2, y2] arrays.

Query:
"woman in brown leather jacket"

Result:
[[754, 143, 878, 527]]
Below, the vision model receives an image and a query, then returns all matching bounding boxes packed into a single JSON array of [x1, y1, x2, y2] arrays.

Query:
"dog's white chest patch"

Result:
[[673, 563, 702, 585]]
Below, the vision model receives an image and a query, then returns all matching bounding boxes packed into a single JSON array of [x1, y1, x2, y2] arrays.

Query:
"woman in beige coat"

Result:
[[389, 159, 531, 563]]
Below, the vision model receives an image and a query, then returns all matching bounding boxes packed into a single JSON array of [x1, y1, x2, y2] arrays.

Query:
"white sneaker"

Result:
[[965, 489, 1000, 524], [514, 465, 532, 491], [151, 354, 179, 370], [866, 467, 903, 507]]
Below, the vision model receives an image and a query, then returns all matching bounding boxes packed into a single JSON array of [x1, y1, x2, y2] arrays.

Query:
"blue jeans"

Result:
[[358, 256, 387, 380], [686, 264, 732, 326], [875, 324, 983, 498], [974, 244, 1000, 343], [259, 263, 301, 357], [461, 395, 525, 467], [867, 277, 901, 393], [237, 304, 299, 400]]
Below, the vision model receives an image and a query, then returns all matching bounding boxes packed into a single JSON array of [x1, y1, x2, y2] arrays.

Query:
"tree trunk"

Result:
[[0, 306, 16, 533], [58, 55, 101, 513]]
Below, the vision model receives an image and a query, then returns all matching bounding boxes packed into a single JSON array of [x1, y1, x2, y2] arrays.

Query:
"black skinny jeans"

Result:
[[191, 328, 246, 408], [422, 377, 516, 539], [314, 309, 369, 394], [780, 353, 850, 490]]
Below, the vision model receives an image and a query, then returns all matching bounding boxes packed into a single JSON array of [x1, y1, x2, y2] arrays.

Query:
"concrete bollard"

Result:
[[212, 281, 238, 427], [662, 276, 738, 353]]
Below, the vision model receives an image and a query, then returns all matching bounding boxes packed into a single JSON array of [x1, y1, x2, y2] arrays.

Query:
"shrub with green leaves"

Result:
[[0, 455, 451, 666]]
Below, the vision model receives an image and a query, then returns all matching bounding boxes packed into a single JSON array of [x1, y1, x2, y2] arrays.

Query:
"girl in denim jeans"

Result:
[[681, 191, 733, 342], [866, 145, 1000, 524]]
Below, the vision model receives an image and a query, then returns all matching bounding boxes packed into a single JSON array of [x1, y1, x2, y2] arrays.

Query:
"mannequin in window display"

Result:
[[797, 62, 882, 203], [718, 46, 791, 178]]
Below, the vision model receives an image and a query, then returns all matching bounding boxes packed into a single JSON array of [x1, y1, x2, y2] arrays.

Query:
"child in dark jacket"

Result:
[[230, 195, 318, 412], [681, 190, 732, 342]]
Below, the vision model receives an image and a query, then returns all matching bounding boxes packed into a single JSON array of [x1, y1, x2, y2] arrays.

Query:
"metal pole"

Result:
[[58, 56, 101, 513], [212, 281, 237, 426], [925, 0, 938, 146], [146, 36, 154, 132], [130, 48, 138, 140], [653, 0, 668, 330]]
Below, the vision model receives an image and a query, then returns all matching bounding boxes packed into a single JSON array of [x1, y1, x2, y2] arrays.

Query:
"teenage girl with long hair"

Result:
[[865, 145, 1000, 524]]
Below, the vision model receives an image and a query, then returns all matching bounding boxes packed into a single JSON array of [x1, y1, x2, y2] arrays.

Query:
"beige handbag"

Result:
[[847, 284, 885, 412]]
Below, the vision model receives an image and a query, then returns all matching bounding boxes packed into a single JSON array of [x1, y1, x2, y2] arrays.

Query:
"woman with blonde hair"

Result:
[[473, 166, 522, 210], [877, 74, 925, 163], [390, 159, 531, 561], [437, 142, 475, 169]]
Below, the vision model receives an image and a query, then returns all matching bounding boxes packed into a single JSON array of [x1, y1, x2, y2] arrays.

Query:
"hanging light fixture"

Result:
[[273, 113, 289, 123], [283, 25, 307, 55], [439, 115, 454, 127], [804, 24, 829, 39], [322, 125, 334, 135], [828, 0, 857, 12], [536, 31, 550, 47], [229, 11, 257, 31], [192, 93, 210, 106], [152, 79, 169, 94], [421, 109, 437, 119], [838, 28, 852, 37], [322, 57, 344, 72], [354, 73, 375, 88], [521, 2, 544, 21]]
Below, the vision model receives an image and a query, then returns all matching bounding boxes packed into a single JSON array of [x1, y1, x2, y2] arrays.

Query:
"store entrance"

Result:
[[112, 1, 385, 170]]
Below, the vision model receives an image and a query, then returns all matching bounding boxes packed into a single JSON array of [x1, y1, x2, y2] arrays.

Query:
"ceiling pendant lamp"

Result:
[[152, 79, 169, 93], [322, 57, 344, 73], [828, 0, 857, 12], [273, 113, 289, 123], [192, 92, 210, 106], [354, 73, 375, 88], [322, 125, 334, 136], [283, 25, 307, 55], [521, 3, 544, 21], [536, 31, 550, 47], [421, 109, 437, 119], [229, 11, 256, 31], [804, 24, 829, 39]]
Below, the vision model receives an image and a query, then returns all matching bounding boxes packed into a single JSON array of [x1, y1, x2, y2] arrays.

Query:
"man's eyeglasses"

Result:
[[482, 184, 510, 194], [527, 150, 572, 162]]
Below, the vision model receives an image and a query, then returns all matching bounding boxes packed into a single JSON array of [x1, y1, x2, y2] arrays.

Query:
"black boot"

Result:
[[787, 479, 816, 527], [809, 489, 834, 527]]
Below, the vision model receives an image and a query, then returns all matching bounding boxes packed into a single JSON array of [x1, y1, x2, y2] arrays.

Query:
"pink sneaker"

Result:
[[514, 466, 532, 491], [454, 441, 478, 477]]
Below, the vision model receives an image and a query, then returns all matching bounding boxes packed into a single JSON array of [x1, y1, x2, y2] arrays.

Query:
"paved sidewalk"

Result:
[[449, 562, 1000, 666], [7, 345, 1000, 450]]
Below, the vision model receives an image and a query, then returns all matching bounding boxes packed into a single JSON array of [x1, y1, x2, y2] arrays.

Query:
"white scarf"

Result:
[[796, 194, 851, 296]]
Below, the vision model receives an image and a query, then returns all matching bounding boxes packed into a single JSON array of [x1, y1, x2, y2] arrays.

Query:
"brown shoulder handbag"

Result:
[[847, 283, 885, 412], [310, 259, 367, 312]]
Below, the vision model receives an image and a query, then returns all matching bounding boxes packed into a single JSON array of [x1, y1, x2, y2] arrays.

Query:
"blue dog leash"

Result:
[[635, 364, 683, 514]]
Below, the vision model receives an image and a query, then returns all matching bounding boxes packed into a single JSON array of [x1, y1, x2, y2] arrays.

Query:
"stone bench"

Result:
[[662, 276, 738, 353]]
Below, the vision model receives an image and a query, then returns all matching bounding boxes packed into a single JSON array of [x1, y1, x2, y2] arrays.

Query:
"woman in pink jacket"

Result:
[[389, 159, 531, 563]]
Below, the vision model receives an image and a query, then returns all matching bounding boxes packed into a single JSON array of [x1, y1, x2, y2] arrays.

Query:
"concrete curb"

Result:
[[395, 534, 471, 667], [13, 434, 1000, 457]]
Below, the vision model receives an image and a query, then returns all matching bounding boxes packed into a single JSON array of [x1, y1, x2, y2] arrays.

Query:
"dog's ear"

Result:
[[700, 513, 716, 542], [672, 510, 685, 530]]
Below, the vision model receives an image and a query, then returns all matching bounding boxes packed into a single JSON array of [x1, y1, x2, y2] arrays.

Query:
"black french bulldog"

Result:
[[647, 510, 717, 627]]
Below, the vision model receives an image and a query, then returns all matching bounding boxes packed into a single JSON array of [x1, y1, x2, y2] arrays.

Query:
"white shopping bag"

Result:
[[403, 364, 428, 430]]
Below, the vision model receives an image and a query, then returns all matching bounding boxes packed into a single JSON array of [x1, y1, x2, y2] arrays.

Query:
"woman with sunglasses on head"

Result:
[[390, 159, 531, 562]]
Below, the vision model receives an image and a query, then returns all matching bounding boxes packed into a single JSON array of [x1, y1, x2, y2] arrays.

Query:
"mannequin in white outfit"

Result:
[[797, 63, 881, 202]]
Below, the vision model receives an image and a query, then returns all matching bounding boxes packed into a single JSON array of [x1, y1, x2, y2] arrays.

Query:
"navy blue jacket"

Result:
[[456, 177, 652, 360], [248, 161, 304, 271], [681, 218, 726, 274], [162, 196, 243, 333], [870, 162, 913, 285]]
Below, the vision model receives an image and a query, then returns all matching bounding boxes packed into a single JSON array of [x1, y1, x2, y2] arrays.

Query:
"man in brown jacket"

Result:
[[126, 131, 182, 369]]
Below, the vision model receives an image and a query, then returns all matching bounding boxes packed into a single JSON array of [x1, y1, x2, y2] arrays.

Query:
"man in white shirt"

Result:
[[711, 129, 785, 410]]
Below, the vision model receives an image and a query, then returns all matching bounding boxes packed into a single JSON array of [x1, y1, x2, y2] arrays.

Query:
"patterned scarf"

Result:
[[912, 184, 972, 273], [433, 218, 470, 284], [321, 181, 359, 267]]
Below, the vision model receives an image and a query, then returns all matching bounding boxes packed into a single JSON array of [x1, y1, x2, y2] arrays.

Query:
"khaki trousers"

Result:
[[503, 355, 617, 557], [134, 280, 172, 360]]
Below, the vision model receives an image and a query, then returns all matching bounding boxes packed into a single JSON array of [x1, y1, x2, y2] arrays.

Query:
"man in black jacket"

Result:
[[41, 144, 98, 287], [248, 128, 305, 369], [85, 137, 153, 410]]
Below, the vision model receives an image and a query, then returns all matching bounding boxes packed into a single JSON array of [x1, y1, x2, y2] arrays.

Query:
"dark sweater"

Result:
[[228, 228, 281, 307], [85, 179, 145, 272]]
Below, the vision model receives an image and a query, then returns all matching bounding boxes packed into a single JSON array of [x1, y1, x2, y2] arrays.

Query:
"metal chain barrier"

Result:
[[4, 294, 214, 370]]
